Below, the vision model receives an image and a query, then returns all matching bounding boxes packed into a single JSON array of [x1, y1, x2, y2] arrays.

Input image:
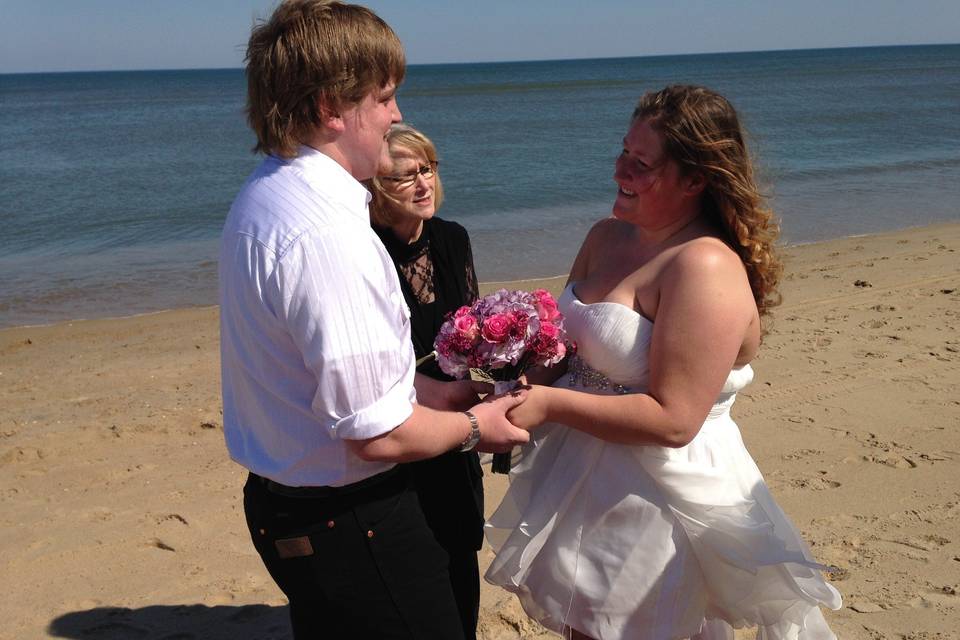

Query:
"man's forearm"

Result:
[[346, 403, 472, 462]]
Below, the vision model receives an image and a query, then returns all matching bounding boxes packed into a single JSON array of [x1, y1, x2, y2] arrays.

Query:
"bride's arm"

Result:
[[509, 241, 757, 447]]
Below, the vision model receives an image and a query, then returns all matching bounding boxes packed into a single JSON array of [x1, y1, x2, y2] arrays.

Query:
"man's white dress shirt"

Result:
[[219, 147, 416, 487]]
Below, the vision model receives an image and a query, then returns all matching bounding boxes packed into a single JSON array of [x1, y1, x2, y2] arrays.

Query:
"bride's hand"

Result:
[[506, 383, 550, 430]]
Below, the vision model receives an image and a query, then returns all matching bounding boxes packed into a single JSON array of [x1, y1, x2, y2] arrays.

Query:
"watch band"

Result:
[[459, 410, 481, 452]]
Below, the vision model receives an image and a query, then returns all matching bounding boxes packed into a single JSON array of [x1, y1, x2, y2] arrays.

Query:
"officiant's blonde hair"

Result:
[[245, 0, 405, 158], [368, 124, 445, 228]]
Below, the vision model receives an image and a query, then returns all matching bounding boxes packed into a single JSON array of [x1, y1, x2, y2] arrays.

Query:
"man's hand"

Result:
[[471, 388, 531, 453]]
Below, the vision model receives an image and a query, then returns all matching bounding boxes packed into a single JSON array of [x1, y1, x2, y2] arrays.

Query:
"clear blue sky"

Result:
[[2, 0, 958, 73]]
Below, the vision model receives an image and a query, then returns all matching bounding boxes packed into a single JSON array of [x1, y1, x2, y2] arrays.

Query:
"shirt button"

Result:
[[327, 520, 335, 529], [367, 530, 375, 539], [258, 528, 266, 536]]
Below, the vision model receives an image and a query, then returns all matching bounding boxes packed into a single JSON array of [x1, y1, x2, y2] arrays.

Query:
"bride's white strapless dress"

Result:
[[484, 284, 841, 640]]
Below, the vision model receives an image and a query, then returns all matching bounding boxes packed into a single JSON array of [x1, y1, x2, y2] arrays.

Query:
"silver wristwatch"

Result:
[[459, 410, 481, 452]]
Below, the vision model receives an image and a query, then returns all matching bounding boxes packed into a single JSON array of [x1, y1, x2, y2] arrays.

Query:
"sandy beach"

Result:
[[2, 222, 959, 639]]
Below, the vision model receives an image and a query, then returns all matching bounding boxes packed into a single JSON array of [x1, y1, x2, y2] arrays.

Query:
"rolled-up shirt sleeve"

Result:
[[277, 225, 416, 441]]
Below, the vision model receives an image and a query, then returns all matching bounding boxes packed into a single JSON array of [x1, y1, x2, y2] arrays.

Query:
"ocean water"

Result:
[[1, 45, 958, 327]]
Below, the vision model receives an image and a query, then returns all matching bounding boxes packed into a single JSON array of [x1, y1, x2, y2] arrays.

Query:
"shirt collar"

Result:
[[285, 145, 373, 224]]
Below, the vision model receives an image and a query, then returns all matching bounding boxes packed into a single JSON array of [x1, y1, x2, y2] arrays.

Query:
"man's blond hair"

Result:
[[245, 0, 405, 158]]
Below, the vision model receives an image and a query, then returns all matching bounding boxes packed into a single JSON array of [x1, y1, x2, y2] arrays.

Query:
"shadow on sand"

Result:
[[49, 604, 291, 639]]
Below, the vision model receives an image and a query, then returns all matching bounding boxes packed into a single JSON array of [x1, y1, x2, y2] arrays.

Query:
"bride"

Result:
[[485, 85, 841, 640]]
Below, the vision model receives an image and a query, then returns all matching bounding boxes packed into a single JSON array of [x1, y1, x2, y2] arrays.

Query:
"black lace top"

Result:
[[374, 217, 484, 551], [374, 217, 479, 381]]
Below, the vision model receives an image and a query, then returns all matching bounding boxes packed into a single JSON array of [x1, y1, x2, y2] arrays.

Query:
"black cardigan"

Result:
[[374, 217, 484, 551]]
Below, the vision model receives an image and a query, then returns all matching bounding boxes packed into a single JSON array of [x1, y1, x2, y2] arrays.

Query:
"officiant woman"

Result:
[[367, 123, 484, 640]]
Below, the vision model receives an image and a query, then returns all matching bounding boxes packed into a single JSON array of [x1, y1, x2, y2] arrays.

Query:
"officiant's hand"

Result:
[[440, 379, 493, 411], [472, 388, 530, 453], [443, 380, 493, 411], [414, 373, 492, 412]]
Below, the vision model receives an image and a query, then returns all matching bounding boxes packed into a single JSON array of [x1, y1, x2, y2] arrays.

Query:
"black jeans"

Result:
[[243, 469, 465, 640]]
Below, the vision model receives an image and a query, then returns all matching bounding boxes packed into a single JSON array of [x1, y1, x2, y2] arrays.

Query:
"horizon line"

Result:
[[1, 41, 957, 76]]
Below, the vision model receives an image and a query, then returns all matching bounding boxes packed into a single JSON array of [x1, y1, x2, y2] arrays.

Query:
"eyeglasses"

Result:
[[380, 161, 438, 189]]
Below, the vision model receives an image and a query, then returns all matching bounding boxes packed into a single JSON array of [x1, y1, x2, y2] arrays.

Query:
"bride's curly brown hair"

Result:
[[633, 85, 783, 316]]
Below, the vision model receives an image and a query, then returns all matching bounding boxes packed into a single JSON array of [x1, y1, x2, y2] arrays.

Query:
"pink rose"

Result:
[[453, 313, 479, 340], [454, 305, 472, 318], [532, 291, 561, 322], [538, 322, 559, 339], [482, 313, 514, 343]]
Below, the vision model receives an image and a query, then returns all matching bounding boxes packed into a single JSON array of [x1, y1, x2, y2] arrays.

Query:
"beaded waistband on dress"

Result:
[[566, 354, 631, 394]]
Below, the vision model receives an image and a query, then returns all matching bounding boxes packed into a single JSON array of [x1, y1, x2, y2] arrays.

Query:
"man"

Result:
[[218, 2, 529, 638]]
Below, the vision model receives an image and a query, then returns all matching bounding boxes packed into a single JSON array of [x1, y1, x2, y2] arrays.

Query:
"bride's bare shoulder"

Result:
[[585, 217, 632, 246], [665, 236, 750, 288]]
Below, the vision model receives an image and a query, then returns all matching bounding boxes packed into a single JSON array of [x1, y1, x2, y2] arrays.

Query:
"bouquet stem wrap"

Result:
[[491, 379, 520, 474]]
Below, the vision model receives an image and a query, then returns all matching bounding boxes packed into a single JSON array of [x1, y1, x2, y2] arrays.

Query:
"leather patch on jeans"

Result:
[[275, 536, 314, 559]]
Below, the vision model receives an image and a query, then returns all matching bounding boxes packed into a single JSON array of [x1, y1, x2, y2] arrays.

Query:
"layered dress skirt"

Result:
[[484, 284, 841, 640]]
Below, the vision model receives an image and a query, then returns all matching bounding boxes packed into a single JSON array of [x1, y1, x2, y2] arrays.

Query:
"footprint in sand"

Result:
[[0, 446, 45, 464], [781, 448, 823, 461], [874, 534, 951, 565], [862, 454, 917, 468], [785, 474, 841, 491]]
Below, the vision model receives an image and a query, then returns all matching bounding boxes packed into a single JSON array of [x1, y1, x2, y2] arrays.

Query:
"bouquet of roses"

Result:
[[434, 288, 571, 473]]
